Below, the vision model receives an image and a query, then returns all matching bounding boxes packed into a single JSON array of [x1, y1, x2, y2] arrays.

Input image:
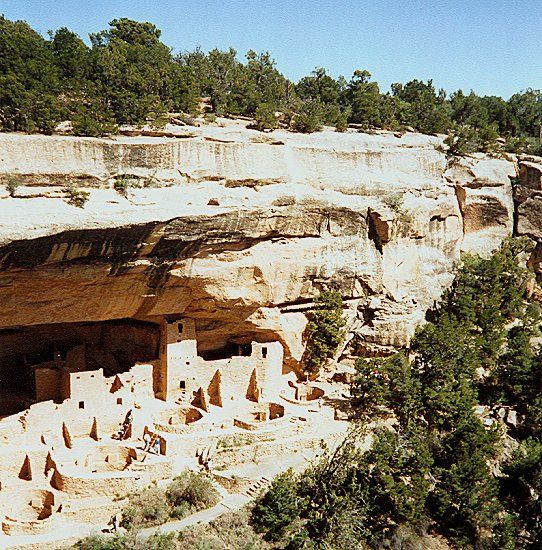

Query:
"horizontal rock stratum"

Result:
[[0, 121, 523, 370]]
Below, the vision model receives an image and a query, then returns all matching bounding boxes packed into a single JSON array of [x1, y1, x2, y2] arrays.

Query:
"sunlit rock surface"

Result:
[[0, 121, 517, 369]]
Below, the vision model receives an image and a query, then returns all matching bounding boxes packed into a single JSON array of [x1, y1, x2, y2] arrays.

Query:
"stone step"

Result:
[[242, 476, 273, 497]]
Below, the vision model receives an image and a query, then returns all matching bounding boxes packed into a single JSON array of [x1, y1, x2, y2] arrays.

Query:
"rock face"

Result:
[[444, 154, 516, 254], [514, 156, 542, 277], [0, 123, 517, 371]]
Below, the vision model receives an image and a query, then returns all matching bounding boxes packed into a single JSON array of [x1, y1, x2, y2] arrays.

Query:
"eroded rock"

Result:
[[0, 126, 516, 369]]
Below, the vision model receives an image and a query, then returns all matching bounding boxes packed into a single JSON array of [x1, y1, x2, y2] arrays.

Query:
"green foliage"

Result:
[[121, 486, 170, 529], [72, 534, 128, 550], [73, 532, 177, 550], [180, 509, 270, 549], [113, 174, 137, 197], [166, 471, 220, 516], [64, 185, 90, 208], [303, 290, 346, 373], [121, 473, 219, 530], [253, 102, 278, 131], [353, 353, 421, 425], [346, 70, 383, 128], [445, 123, 500, 156], [0, 15, 540, 148], [391, 79, 452, 134], [251, 470, 300, 542], [382, 193, 414, 224], [71, 97, 117, 137], [4, 176, 21, 197], [290, 99, 324, 133], [251, 428, 433, 548], [0, 16, 61, 132], [204, 112, 217, 123], [334, 108, 349, 132], [428, 414, 502, 546], [501, 439, 542, 548], [252, 238, 536, 549]]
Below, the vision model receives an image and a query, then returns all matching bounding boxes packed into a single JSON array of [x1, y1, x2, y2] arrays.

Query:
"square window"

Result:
[[117, 398, 123, 405], [78, 401, 85, 409], [180, 380, 186, 389]]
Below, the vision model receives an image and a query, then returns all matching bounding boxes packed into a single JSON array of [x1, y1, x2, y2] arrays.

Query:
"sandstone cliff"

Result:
[[0, 121, 519, 371]]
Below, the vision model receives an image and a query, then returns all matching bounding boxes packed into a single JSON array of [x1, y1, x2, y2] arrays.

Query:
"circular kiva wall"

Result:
[[2, 489, 60, 535], [154, 407, 204, 434], [233, 402, 286, 430]]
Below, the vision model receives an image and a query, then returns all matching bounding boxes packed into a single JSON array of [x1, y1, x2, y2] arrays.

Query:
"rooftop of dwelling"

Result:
[[0, 9, 540, 155]]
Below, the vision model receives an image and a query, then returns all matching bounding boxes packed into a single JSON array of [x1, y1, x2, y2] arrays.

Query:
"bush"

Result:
[[4, 176, 21, 197], [303, 290, 346, 373], [166, 471, 220, 515], [334, 109, 349, 132], [180, 509, 269, 549], [113, 174, 140, 197], [251, 470, 300, 542], [64, 184, 90, 208], [253, 103, 278, 131], [444, 123, 499, 156], [121, 486, 169, 529], [290, 100, 324, 133], [72, 534, 127, 550], [73, 532, 176, 550], [71, 99, 117, 137]]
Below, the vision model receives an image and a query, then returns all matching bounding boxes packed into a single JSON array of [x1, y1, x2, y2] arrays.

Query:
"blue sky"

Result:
[[1, 0, 541, 98]]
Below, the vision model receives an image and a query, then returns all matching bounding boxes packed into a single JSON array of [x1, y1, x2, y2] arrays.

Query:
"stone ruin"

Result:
[[0, 316, 328, 541]]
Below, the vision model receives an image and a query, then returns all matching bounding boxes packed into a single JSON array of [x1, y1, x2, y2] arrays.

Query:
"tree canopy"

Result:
[[0, 15, 541, 152]]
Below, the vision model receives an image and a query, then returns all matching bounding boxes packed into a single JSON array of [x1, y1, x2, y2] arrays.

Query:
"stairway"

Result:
[[242, 476, 271, 498]]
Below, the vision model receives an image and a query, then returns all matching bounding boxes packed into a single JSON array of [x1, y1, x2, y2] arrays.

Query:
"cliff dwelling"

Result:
[[0, 312, 337, 543], [0, 319, 160, 417]]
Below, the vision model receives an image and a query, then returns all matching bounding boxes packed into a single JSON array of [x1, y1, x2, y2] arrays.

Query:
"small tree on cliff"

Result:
[[303, 290, 346, 374]]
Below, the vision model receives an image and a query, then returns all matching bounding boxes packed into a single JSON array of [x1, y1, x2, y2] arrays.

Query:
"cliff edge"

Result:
[[0, 121, 519, 370]]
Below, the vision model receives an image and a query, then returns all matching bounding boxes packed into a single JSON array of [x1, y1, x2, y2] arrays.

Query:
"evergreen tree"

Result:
[[0, 16, 60, 132], [303, 290, 345, 373], [346, 70, 383, 128], [392, 79, 452, 134]]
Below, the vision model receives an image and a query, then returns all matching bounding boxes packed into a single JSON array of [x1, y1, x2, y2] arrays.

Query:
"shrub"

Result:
[[217, 434, 255, 451], [72, 534, 127, 549], [113, 175, 130, 197], [444, 123, 499, 156], [253, 102, 278, 131], [251, 470, 301, 542], [71, 99, 117, 137], [4, 176, 21, 197], [334, 109, 349, 132], [383, 193, 404, 212], [113, 174, 141, 197], [166, 471, 220, 515], [64, 184, 90, 208], [73, 532, 176, 550], [303, 290, 346, 373], [180, 509, 269, 549], [121, 486, 169, 529], [383, 193, 412, 223], [290, 100, 324, 133]]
